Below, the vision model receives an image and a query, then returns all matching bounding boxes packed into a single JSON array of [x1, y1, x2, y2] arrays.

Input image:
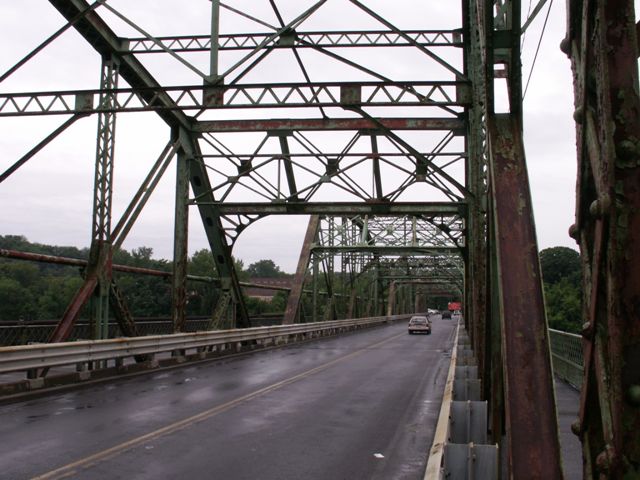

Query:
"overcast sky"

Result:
[[1, 1, 633, 272]]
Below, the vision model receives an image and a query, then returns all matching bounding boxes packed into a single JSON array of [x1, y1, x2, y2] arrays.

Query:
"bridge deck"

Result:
[[556, 379, 581, 480], [0, 318, 457, 479]]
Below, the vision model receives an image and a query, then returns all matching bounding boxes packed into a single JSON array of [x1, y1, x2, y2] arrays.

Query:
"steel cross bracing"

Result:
[[0, 0, 605, 477], [279, 215, 466, 323]]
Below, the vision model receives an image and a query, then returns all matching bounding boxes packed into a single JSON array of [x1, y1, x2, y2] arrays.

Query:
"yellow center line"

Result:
[[32, 330, 406, 480]]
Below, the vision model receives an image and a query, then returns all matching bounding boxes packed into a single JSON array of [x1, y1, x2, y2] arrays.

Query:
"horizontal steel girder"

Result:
[[0, 81, 469, 116], [194, 117, 465, 133], [210, 202, 466, 216], [310, 246, 460, 255], [124, 30, 463, 53]]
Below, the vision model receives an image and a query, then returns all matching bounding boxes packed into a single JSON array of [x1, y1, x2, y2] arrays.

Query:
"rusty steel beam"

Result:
[[310, 246, 459, 255], [213, 202, 466, 216], [0, 248, 291, 293], [283, 215, 320, 324], [47, 274, 99, 344], [488, 113, 563, 479], [194, 117, 465, 133], [565, 1, 640, 477]]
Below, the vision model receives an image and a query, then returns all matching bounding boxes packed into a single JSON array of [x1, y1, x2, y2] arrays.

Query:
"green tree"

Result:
[[540, 246, 583, 333], [0, 278, 37, 320], [189, 249, 217, 277], [246, 259, 287, 278], [540, 246, 581, 285]]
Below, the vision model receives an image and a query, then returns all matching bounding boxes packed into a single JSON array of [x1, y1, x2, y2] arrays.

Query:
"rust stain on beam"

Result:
[[488, 114, 563, 479], [194, 117, 465, 133], [283, 215, 320, 325]]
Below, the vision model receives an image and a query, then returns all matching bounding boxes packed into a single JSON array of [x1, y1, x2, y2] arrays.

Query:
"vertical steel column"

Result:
[[487, 188, 504, 445], [465, 0, 489, 394], [386, 281, 396, 317], [488, 114, 563, 479], [283, 215, 320, 324], [89, 55, 119, 340], [373, 261, 380, 316], [312, 254, 319, 322], [172, 130, 190, 332], [208, 0, 220, 83], [564, 1, 640, 476]]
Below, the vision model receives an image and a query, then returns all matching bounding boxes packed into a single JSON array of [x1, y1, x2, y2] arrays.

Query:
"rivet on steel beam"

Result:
[[568, 223, 579, 240], [628, 384, 640, 406], [589, 194, 611, 218], [570, 419, 582, 436], [560, 37, 571, 56], [616, 139, 637, 161], [573, 106, 584, 124]]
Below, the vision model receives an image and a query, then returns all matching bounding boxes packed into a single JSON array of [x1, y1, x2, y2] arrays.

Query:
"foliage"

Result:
[[246, 259, 288, 278], [544, 278, 582, 333], [244, 292, 287, 315], [0, 236, 287, 321], [540, 246, 582, 333], [540, 247, 581, 286]]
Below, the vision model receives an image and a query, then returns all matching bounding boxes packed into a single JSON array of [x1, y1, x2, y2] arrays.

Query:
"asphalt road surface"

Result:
[[0, 317, 457, 480]]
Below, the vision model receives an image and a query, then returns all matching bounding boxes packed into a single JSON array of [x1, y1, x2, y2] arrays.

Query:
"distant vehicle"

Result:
[[452, 310, 462, 321], [448, 302, 462, 312], [408, 315, 432, 334], [442, 311, 452, 319], [427, 308, 439, 315]]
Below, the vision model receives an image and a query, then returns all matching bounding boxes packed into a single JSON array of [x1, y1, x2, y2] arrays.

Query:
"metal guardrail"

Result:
[[425, 321, 460, 478], [0, 315, 284, 346], [549, 328, 583, 389], [0, 315, 407, 376]]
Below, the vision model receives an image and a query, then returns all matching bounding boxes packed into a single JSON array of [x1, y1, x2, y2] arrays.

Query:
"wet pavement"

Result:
[[0, 318, 457, 480], [556, 379, 582, 480]]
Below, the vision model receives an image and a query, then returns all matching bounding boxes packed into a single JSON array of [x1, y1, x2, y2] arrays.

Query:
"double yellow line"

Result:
[[33, 330, 405, 480]]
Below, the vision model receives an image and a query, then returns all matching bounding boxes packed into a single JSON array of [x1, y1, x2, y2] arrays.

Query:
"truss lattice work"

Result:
[[3, 1, 639, 478]]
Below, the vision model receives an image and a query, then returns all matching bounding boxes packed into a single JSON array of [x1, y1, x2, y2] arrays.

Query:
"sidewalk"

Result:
[[556, 379, 582, 479]]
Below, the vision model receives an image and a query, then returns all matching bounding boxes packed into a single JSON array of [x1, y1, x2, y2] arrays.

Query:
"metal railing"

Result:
[[0, 314, 284, 346], [0, 315, 408, 377], [549, 329, 583, 389]]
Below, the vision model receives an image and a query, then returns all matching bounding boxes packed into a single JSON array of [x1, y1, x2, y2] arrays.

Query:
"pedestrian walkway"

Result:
[[556, 379, 582, 479]]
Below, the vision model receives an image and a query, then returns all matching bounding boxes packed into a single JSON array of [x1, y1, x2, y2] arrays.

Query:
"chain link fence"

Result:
[[549, 328, 583, 389]]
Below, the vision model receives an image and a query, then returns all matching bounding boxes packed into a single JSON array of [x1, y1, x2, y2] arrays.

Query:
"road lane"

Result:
[[0, 316, 457, 480]]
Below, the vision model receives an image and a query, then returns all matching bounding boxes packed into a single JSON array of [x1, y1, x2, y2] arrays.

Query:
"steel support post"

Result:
[[172, 131, 190, 333], [312, 254, 319, 323], [373, 261, 380, 316], [487, 190, 504, 445], [386, 281, 396, 317], [464, 0, 489, 395], [283, 215, 320, 324], [88, 56, 119, 341], [488, 114, 563, 479], [208, 0, 220, 83], [565, 1, 640, 476], [46, 56, 119, 347], [184, 137, 251, 329]]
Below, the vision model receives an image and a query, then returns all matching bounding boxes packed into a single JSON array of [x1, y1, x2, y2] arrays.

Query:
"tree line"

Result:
[[0, 236, 583, 332], [539, 246, 582, 333], [0, 235, 290, 322]]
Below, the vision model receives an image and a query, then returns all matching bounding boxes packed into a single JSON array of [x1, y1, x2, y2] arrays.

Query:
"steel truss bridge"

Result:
[[0, 1, 639, 478]]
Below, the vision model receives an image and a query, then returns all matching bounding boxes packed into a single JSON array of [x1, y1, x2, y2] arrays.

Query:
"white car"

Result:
[[408, 315, 432, 335]]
